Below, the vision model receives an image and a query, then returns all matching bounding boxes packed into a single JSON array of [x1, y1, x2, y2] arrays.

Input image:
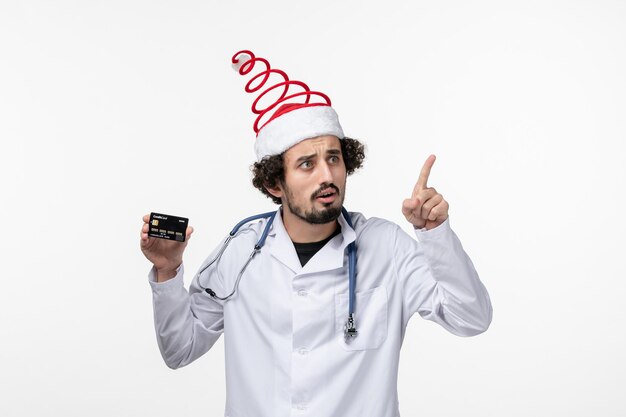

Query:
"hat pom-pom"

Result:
[[232, 51, 252, 73]]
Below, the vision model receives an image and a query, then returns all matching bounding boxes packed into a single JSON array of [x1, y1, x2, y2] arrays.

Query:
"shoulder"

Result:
[[214, 213, 273, 260], [347, 211, 421, 260], [346, 211, 403, 240], [230, 216, 270, 247], [205, 213, 272, 278]]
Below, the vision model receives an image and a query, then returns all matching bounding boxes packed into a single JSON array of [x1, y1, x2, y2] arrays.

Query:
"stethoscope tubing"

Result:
[[196, 206, 358, 338]]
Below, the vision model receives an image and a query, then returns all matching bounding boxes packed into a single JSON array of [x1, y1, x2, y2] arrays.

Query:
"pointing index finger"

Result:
[[413, 154, 436, 194]]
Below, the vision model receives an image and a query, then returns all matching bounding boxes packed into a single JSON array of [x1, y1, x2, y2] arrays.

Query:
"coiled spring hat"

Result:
[[232, 50, 345, 161]]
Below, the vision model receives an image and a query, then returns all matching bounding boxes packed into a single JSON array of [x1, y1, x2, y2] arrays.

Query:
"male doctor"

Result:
[[140, 50, 492, 417]]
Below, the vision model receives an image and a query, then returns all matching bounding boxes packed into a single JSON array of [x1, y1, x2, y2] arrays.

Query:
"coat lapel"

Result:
[[301, 210, 356, 274], [267, 208, 303, 274]]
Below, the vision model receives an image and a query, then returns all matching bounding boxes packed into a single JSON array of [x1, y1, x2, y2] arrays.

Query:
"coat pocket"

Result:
[[335, 286, 388, 351]]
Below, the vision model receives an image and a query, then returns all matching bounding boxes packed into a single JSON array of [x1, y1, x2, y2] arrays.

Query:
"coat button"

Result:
[[298, 347, 309, 355], [297, 289, 308, 297]]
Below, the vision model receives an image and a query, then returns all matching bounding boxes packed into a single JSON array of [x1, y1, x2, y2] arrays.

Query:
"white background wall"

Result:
[[1, 0, 625, 416]]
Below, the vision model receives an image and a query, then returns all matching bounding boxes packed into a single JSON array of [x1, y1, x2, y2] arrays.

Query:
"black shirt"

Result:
[[292, 225, 341, 266]]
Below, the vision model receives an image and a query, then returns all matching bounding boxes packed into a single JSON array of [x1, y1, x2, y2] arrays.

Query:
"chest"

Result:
[[221, 240, 397, 350]]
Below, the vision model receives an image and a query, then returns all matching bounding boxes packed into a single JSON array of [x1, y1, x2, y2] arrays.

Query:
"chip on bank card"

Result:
[[148, 212, 189, 242]]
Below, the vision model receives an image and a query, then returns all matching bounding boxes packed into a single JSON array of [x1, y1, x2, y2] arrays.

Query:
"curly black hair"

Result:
[[251, 137, 366, 205]]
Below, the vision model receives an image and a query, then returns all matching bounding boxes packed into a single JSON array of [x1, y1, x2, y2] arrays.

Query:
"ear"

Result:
[[264, 183, 284, 199]]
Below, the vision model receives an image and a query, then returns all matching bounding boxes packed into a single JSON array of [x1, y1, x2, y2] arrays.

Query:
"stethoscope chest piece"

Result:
[[344, 313, 358, 340]]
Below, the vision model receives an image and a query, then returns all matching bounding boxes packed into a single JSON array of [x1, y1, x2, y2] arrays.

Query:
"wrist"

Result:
[[156, 265, 179, 283]]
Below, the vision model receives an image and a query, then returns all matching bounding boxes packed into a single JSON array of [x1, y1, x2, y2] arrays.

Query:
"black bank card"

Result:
[[148, 212, 188, 242]]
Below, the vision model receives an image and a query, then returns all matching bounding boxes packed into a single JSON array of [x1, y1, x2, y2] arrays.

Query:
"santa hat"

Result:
[[232, 50, 345, 161]]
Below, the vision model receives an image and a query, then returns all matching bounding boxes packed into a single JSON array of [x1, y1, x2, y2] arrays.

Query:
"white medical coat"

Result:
[[148, 209, 492, 417]]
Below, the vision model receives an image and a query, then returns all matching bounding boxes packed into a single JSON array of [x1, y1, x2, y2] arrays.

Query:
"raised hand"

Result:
[[401, 155, 449, 230], [140, 214, 194, 282]]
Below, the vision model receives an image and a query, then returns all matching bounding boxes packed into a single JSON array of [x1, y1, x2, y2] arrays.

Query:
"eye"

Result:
[[329, 155, 340, 163], [300, 160, 312, 169]]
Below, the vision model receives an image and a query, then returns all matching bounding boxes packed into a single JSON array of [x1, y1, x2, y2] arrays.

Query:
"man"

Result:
[[140, 50, 492, 417]]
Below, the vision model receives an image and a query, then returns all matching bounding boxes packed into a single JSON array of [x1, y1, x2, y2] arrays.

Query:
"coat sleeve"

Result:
[[393, 217, 493, 336], [148, 248, 226, 369]]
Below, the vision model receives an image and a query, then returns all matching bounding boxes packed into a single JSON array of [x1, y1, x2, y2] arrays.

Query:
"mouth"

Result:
[[315, 188, 338, 204]]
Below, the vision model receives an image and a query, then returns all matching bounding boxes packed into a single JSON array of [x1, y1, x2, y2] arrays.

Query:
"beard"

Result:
[[282, 182, 344, 224]]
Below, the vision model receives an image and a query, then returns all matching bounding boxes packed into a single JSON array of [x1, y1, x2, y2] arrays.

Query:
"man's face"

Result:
[[275, 135, 347, 224]]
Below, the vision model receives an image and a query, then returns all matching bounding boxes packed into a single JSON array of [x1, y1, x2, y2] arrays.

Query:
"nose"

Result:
[[316, 159, 333, 184]]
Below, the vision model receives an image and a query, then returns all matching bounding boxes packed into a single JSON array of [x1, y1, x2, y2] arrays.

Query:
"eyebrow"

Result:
[[294, 148, 342, 165]]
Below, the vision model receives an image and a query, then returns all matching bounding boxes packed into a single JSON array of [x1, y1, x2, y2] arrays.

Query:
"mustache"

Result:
[[311, 184, 340, 199]]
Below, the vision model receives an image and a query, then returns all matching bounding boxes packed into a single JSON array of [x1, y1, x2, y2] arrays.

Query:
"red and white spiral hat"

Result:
[[232, 50, 345, 161]]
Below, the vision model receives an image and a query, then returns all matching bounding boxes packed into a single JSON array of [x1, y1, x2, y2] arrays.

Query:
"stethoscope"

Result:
[[196, 206, 358, 340]]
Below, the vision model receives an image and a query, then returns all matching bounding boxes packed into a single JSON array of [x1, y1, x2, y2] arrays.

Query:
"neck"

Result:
[[280, 206, 339, 243]]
